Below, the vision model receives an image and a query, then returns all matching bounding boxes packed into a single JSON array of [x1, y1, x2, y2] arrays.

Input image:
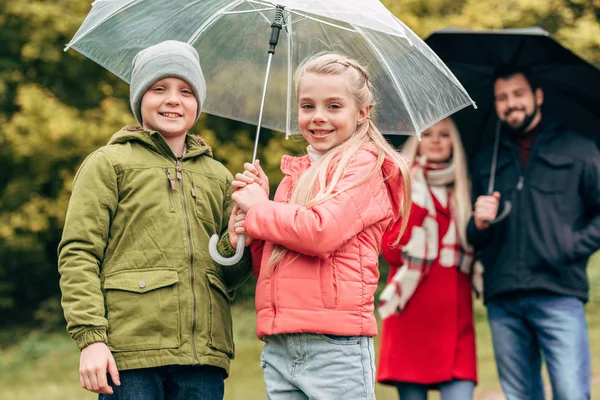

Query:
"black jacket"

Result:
[[467, 119, 600, 303]]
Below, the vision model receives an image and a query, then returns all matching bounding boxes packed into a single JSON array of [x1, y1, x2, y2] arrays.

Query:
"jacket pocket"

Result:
[[530, 153, 574, 193], [320, 259, 338, 309], [104, 269, 180, 352], [206, 271, 235, 358], [192, 176, 223, 231], [164, 169, 176, 212]]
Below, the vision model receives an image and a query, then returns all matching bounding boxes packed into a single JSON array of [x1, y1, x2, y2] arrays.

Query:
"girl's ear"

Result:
[[357, 105, 370, 125]]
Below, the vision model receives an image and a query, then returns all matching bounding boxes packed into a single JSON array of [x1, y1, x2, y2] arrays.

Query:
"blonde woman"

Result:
[[377, 118, 482, 400], [229, 53, 411, 400]]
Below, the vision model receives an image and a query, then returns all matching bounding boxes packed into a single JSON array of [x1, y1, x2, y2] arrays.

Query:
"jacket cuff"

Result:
[[74, 328, 108, 351], [217, 231, 236, 258], [466, 217, 493, 249]]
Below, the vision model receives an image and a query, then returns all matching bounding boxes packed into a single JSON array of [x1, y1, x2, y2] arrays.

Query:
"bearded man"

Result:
[[467, 66, 600, 400]]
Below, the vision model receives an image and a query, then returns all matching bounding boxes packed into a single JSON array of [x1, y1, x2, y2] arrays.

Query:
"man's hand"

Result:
[[79, 342, 120, 394], [474, 191, 501, 230]]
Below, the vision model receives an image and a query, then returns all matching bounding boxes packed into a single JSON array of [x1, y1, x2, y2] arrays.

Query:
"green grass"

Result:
[[2, 253, 599, 399]]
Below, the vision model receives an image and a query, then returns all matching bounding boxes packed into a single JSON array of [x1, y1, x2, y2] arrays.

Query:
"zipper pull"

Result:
[[176, 160, 183, 180], [165, 169, 177, 190], [516, 176, 524, 191], [191, 187, 197, 198]]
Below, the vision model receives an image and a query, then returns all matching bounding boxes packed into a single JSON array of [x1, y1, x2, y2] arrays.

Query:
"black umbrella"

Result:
[[422, 27, 600, 224], [424, 27, 600, 166]]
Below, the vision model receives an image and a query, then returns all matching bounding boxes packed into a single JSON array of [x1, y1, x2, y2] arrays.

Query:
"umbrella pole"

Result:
[[487, 120, 501, 195], [251, 4, 285, 162], [486, 119, 512, 225], [251, 53, 274, 163], [209, 5, 285, 266]]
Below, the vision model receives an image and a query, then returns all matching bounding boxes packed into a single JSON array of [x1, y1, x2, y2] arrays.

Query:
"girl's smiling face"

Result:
[[297, 73, 368, 153]]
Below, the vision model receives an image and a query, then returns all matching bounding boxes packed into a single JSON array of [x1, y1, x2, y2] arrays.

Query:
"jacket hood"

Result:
[[381, 153, 406, 221], [364, 143, 406, 221], [107, 125, 213, 158]]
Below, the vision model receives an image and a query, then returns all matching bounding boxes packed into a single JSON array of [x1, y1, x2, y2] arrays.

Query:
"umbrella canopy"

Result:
[[65, 0, 474, 138], [424, 27, 600, 164], [66, 1, 478, 265]]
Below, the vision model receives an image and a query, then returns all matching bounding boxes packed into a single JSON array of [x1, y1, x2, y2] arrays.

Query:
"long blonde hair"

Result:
[[400, 118, 472, 250], [268, 53, 412, 268]]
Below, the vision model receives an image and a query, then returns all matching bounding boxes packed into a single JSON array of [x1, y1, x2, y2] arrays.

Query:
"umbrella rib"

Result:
[[285, 11, 294, 138], [245, 0, 276, 25], [187, 0, 247, 44], [508, 37, 527, 65], [352, 25, 419, 135], [286, 10, 357, 33], [289, 15, 306, 25], [65, 0, 142, 50], [246, 0, 276, 6], [223, 7, 275, 15]]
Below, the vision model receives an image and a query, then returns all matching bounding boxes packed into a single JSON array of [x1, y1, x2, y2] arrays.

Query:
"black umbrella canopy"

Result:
[[424, 27, 600, 165]]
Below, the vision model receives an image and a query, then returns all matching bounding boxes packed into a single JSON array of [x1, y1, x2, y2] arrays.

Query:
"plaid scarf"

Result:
[[378, 160, 482, 319]]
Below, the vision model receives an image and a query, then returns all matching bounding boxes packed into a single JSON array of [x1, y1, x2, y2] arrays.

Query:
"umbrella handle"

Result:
[[487, 200, 512, 226], [208, 234, 246, 266], [208, 7, 284, 267]]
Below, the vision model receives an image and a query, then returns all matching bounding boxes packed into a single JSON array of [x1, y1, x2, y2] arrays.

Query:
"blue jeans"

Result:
[[487, 293, 591, 400], [396, 380, 475, 400], [260, 333, 376, 400], [98, 365, 225, 400]]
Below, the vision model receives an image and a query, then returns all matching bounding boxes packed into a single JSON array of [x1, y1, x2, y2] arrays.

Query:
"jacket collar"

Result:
[[108, 126, 213, 160], [279, 143, 405, 221], [499, 117, 564, 149], [280, 154, 312, 178]]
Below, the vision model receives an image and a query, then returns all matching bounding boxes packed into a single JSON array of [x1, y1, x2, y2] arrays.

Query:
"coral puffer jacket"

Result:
[[245, 144, 405, 339]]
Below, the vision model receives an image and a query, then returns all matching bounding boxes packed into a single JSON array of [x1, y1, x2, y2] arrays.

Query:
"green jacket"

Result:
[[58, 126, 251, 374]]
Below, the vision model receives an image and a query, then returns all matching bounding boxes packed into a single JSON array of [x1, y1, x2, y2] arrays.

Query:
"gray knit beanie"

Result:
[[130, 40, 206, 126]]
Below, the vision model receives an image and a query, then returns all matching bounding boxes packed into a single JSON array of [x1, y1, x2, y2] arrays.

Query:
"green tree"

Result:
[[0, 0, 598, 327]]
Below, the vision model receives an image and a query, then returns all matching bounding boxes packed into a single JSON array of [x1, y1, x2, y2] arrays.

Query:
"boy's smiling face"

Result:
[[141, 77, 198, 138]]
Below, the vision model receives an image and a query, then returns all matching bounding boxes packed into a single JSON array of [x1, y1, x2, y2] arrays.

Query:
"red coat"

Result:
[[376, 189, 477, 385]]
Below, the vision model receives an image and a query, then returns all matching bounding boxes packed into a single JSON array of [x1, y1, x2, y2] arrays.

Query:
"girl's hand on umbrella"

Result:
[[232, 160, 270, 195], [232, 182, 269, 212], [474, 191, 501, 230], [232, 172, 253, 191], [245, 160, 270, 196], [228, 205, 254, 247]]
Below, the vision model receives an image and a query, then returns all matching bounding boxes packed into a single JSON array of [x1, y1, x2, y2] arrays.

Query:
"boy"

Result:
[[58, 40, 251, 399]]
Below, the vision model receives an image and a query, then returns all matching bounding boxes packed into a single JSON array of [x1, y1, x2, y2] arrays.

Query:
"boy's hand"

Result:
[[228, 205, 254, 247], [232, 160, 269, 196], [79, 342, 120, 394], [232, 183, 269, 212]]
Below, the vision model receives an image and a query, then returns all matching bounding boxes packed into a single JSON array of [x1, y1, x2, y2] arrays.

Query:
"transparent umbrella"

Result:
[[66, 0, 475, 264]]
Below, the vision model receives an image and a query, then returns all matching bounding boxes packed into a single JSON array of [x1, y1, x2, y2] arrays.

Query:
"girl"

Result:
[[376, 118, 482, 400], [230, 53, 411, 399]]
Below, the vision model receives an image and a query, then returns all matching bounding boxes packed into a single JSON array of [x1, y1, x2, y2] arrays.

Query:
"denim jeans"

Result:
[[487, 293, 591, 400], [396, 380, 475, 400], [260, 333, 376, 400], [98, 364, 225, 400]]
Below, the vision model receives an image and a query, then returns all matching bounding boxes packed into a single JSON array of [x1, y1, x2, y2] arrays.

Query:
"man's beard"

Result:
[[501, 105, 539, 135]]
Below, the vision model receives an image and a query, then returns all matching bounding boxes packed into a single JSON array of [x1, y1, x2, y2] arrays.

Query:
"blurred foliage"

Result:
[[0, 0, 598, 328]]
